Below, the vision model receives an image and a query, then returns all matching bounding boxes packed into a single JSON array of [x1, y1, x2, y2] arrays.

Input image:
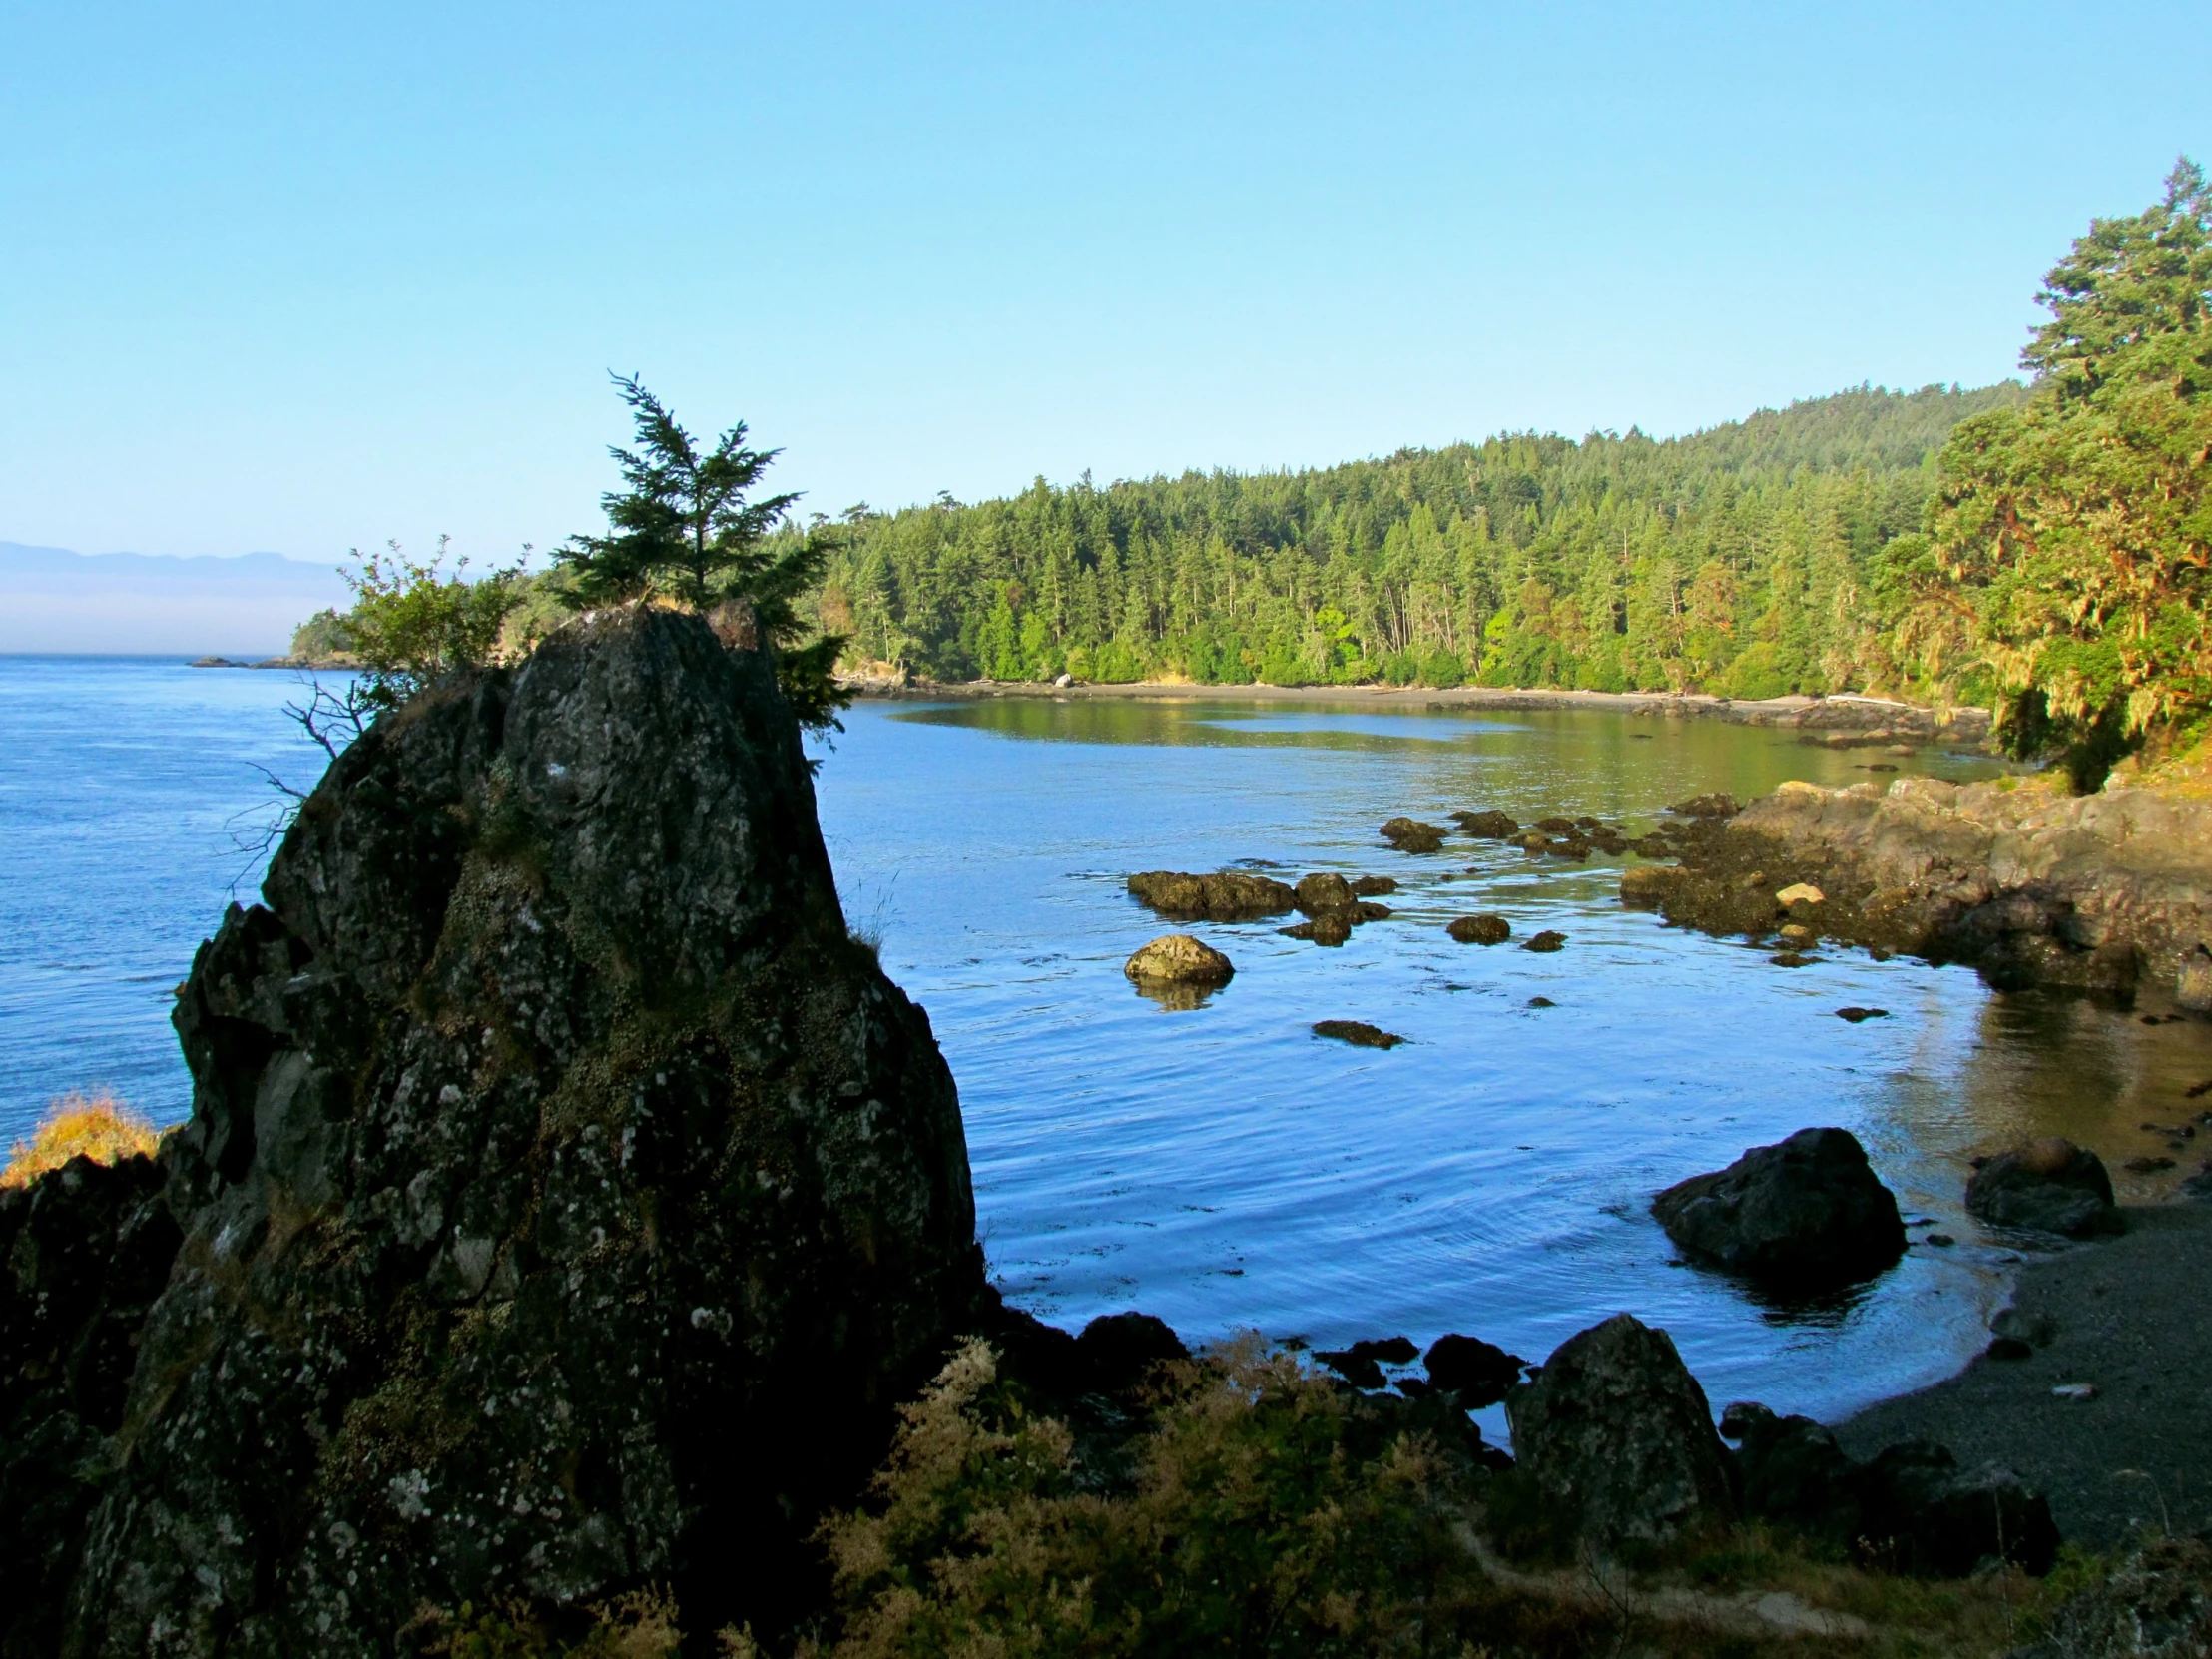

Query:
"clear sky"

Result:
[[3, 2, 2205, 564]]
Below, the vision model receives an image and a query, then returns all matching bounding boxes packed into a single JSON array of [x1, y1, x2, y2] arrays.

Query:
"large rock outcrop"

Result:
[[31, 607, 984, 1655]]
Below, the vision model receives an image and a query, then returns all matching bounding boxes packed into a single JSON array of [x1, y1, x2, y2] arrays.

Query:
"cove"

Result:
[[810, 694, 2212, 1434]]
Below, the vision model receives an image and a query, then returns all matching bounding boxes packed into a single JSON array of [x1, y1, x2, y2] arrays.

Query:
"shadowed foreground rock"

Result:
[[1653, 1128, 1906, 1289], [0, 1150, 181, 1659], [1505, 1313, 1737, 1552], [1723, 1404, 2057, 1576], [22, 607, 985, 1657]]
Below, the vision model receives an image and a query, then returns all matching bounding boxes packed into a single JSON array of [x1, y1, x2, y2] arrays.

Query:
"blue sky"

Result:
[[3, 2, 2205, 564]]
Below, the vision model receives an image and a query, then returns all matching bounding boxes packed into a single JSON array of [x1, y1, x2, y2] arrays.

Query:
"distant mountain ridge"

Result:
[[0, 543, 351, 656]]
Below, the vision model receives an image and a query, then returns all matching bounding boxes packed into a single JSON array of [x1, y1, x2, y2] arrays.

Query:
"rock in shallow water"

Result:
[[1127, 869, 1296, 921], [29, 607, 988, 1654], [1125, 932, 1236, 984], [1379, 816, 1447, 854], [1422, 1333, 1525, 1406], [1312, 1019, 1404, 1049], [1450, 809, 1519, 838], [1652, 1127, 1906, 1289], [1446, 913, 1511, 945]]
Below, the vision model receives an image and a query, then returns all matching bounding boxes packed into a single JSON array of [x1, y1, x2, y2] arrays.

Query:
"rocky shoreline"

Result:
[[1624, 776, 2212, 1003], [837, 672, 1996, 745]]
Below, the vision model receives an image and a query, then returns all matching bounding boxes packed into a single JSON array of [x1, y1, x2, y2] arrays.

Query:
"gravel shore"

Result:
[[1837, 1199, 2212, 1549]]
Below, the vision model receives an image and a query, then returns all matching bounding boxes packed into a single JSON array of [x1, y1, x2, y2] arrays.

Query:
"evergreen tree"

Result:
[[1900, 158, 2211, 790], [559, 374, 850, 732]]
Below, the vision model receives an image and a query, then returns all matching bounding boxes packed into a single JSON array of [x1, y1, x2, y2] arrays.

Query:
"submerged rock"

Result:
[[1313, 1020, 1404, 1049], [33, 607, 987, 1653], [1505, 1313, 1737, 1551], [1127, 869, 1297, 921], [1126, 933, 1236, 985], [1521, 930, 1567, 953], [1652, 1128, 1906, 1288], [1446, 914, 1511, 945], [1965, 1138, 2123, 1238]]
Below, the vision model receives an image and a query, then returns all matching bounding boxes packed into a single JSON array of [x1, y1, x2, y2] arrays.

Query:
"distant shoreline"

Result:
[[842, 676, 1994, 745], [189, 655, 355, 672]]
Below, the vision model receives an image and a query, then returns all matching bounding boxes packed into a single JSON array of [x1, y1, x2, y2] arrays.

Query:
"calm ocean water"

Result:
[[6, 658, 2205, 1431]]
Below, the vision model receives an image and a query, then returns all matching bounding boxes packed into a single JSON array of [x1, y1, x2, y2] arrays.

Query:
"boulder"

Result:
[[1521, 930, 1567, 953], [1965, 1138, 2123, 1238], [1380, 817, 1447, 854], [1126, 933, 1236, 985], [1423, 1334, 1526, 1406], [1504, 1314, 1737, 1551], [37, 607, 988, 1653], [1349, 874, 1397, 896], [1313, 1020, 1404, 1049], [1652, 1128, 1906, 1288], [1280, 915, 1352, 947], [1127, 870, 1297, 921], [1452, 810, 1520, 838], [1447, 914, 1511, 945], [1534, 816, 1577, 833], [1720, 1403, 1865, 1540]]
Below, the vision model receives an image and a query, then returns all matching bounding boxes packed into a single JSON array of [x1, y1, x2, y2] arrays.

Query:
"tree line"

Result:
[[800, 382, 2023, 700]]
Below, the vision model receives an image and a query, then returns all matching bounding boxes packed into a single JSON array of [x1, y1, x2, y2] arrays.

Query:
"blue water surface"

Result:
[[5, 661, 2206, 1434]]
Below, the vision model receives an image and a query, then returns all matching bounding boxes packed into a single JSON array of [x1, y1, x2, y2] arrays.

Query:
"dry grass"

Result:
[[1, 1091, 163, 1190]]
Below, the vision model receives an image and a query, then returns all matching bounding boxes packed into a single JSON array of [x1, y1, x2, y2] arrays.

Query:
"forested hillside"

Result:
[[807, 382, 2022, 696]]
